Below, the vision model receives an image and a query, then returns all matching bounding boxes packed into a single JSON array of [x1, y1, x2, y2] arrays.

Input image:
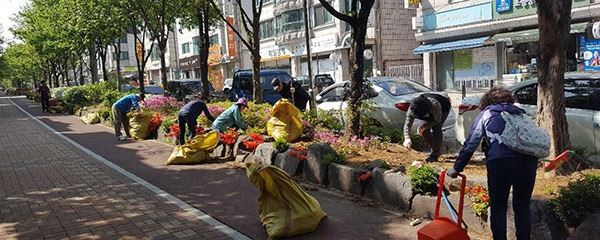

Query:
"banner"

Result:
[[580, 36, 600, 72], [226, 17, 236, 58]]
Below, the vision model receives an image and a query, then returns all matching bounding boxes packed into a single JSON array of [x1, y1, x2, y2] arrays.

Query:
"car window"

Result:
[[181, 82, 201, 94], [564, 79, 591, 110], [590, 80, 600, 111], [514, 84, 538, 105], [375, 80, 429, 96], [320, 86, 347, 102]]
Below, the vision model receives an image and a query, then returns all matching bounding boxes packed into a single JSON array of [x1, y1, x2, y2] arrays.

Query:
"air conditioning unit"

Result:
[[412, 17, 424, 30]]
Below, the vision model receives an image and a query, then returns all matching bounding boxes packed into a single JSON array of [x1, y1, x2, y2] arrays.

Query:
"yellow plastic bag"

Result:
[[246, 163, 326, 239], [128, 112, 153, 140], [267, 99, 303, 142], [80, 113, 100, 124], [166, 131, 219, 165]]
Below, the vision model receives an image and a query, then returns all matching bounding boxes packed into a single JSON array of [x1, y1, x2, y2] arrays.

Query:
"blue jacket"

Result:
[[113, 94, 140, 113], [454, 103, 537, 172], [211, 104, 247, 132], [180, 101, 215, 122]]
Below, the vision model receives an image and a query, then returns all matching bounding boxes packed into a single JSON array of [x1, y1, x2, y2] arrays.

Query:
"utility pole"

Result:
[[303, 0, 316, 110]]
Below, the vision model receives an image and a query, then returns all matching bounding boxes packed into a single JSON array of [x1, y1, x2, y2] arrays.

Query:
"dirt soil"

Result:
[[332, 142, 597, 198]]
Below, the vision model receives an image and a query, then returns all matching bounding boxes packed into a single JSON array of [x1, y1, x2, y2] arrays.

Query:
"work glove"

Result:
[[403, 139, 412, 149], [446, 168, 459, 178], [418, 126, 427, 136]]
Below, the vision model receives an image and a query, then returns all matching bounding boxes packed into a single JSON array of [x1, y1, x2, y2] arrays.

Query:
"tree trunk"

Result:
[[252, 21, 262, 103], [79, 54, 85, 85], [114, 42, 122, 91], [99, 45, 109, 82], [159, 41, 169, 91], [72, 58, 78, 86], [64, 58, 70, 86], [345, 23, 367, 137], [89, 45, 99, 83], [536, 0, 572, 158], [197, 6, 211, 99]]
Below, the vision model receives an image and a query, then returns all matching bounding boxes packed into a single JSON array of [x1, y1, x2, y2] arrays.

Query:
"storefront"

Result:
[[179, 55, 200, 79]]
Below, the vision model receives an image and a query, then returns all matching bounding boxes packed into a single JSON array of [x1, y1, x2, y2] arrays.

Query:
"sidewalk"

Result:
[[0, 98, 242, 240], [7, 97, 422, 240]]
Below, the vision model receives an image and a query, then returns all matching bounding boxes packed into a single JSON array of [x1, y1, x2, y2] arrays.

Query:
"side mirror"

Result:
[[316, 95, 323, 104]]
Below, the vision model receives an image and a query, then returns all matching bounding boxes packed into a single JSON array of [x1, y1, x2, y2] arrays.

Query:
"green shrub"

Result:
[[273, 138, 290, 153], [408, 165, 439, 196], [362, 125, 404, 143], [302, 109, 343, 132], [553, 172, 600, 227], [98, 108, 111, 120], [243, 102, 272, 129]]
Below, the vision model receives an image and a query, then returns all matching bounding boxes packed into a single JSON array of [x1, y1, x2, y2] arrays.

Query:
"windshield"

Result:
[[375, 80, 430, 96]]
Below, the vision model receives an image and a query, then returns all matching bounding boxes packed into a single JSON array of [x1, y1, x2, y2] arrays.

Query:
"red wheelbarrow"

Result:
[[417, 171, 470, 240]]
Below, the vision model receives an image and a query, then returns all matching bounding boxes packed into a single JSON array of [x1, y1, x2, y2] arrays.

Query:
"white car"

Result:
[[315, 77, 455, 131], [455, 73, 600, 153]]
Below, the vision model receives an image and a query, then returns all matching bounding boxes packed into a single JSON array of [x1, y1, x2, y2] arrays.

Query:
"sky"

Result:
[[0, 0, 29, 44]]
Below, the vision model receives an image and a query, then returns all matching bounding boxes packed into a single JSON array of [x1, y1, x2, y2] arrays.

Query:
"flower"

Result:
[[242, 132, 265, 151], [219, 128, 240, 145], [141, 95, 182, 115], [195, 126, 205, 135], [359, 171, 373, 181], [208, 105, 226, 117], [148, 112, 162, 132], [165, 124, 180, 138]]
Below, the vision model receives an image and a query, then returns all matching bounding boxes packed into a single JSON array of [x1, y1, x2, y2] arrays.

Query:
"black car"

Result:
[[295, 74, 335, 94], [231, 69, 294, 104], [166, 79, 217, 101]]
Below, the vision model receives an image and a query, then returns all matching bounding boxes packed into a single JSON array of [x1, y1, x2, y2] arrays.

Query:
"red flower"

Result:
[[165, 124, 180, 138], [196, 126, 205, 135], [359, 171, 373, 181], [149, 113, 162, 132], [219, 128, 240, 145], [481, 194, 489, 203]]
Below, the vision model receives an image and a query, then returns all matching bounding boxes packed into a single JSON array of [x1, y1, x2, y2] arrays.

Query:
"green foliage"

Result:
[[243, 102, 272, 130], [322, 152, 346, 165], [302, 109, 344, 132], [162, 117, 178, 133], [51, 81, 125, 113], [362, 125, 404, 143], [553, 172, 600, 227], [273, 138, 290, 153], [408, 165, 439, 196], [98, 107, 111, 120]]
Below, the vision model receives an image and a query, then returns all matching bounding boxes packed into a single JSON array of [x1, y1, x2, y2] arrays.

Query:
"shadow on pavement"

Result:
[[13, 98, 419, 240]]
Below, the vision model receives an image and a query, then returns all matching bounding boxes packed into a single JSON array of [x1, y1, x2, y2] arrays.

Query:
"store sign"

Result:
[[404, 0, 420, 9], [515, 0, 535, 7], [496, 0, 512, 13], [135, 40, 143, 61], [423, 3, 492, 31], [579, 36, 600, 72], [454, 46, 497, 82], [180, 56, 200, 70], [208, 44, 221, 66], [454, 50, 473, 70], [226, 17, 236, 58]]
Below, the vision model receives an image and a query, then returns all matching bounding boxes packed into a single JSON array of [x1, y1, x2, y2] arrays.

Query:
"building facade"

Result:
[[412, 0, 600, 91]]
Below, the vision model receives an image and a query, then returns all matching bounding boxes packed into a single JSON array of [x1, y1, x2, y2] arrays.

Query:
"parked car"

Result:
[[231, 69, 294, 104], [315, 76, 456, 131], [165, 79, 216, 101], [295, 74, 336, 94], [121, 84, 165, 96], [455, 73, 600, 153]]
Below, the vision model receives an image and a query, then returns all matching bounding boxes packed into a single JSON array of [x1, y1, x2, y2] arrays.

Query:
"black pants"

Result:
[[487, 158, 537, 240], [422, 110, 450, 158], [41, 96, 50, 112], [178, 111, 197, 145]]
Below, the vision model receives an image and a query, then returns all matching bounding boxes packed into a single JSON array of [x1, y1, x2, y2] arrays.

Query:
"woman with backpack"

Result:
[[447, 87, 540, 240]]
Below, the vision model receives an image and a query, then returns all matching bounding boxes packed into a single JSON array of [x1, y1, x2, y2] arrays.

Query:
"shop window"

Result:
[[314, 5, 333, 27], [514, 84, 537, 105], [260, 20, 274, 39], [193, 42, 200, 55]]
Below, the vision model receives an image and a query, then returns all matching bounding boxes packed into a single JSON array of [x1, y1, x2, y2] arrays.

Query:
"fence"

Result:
[[386, 64, 424, 84]]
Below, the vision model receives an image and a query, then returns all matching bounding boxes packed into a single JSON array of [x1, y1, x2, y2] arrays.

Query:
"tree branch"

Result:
[[236, 0, 253, 26], [317, 0, 353, 23], [208, 0, 253, 51], [235, 0, 253, 35], [257, 0, 264, 17]]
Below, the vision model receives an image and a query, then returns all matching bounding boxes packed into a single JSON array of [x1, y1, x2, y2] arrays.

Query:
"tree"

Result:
[[318, 0, 375, 137], [210, 0, 265, 103], [536, 0, 572, 158], [141, 0, 191, 94], [180, 0, 220, 98]]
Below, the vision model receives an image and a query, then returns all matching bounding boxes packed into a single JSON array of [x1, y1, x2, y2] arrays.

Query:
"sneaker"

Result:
[[117, 136, 126, 141]]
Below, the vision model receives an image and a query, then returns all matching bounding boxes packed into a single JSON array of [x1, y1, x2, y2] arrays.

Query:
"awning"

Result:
[[490, 22, 588, 44], [260, 55, 290, 63], [413, 36, 490, 54]]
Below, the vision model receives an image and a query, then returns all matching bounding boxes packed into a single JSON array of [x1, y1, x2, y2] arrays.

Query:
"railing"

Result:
[[386, 64, 424, 84]]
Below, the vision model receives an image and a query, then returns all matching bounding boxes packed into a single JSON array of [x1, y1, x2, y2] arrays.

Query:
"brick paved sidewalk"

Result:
[[0, 98, 243, 240]]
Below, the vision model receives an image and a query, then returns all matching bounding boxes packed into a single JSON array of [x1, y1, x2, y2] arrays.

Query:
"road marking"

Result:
[[9, 98, 250, 240]]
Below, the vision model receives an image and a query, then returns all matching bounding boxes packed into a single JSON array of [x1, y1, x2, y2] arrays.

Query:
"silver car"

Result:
[[455, 73, 600, 153], [315, 77, 455, 131]]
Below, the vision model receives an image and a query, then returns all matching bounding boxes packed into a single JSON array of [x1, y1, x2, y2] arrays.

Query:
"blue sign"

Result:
[[496, 0, 512, 13], [580, 36, 600, 72], [423, 3, 493, 31]]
